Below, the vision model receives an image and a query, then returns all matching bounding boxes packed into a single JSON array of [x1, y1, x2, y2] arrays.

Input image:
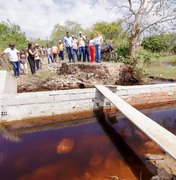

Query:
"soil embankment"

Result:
[[17, 62, 139, 93]]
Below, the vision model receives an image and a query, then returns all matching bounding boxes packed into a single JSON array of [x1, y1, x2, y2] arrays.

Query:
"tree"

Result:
[[50, 20, 83, 44], [0, 21, 28, 50], [92, 20, 129, 46], [94, 0, 176, 65], [142, 33, 176, 53]]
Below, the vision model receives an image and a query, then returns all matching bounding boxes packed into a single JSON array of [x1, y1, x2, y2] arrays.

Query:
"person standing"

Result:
[[85, 36, 90, 62], [94, 32, 103, 63], [89, 34, 95, 62], [58, 40, 64, 61], [51, 45, 58, 63], [63, 32, 74, 62], [19, 49, 28, 74], [28, 42, 36, 75], [78, 31, 86, 62], [46, 44, 53, 64], [34, 44, 41, 71], [72, 35, 79, 61], [0, 44, 20, 78]]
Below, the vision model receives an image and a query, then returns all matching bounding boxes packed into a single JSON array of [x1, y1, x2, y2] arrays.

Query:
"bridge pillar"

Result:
[[0, 70, 17, 94]]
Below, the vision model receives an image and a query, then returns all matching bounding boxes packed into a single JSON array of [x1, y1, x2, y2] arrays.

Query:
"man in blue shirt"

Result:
[[63, 32, 74, 62]]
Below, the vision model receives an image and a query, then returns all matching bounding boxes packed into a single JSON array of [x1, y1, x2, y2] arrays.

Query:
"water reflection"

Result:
[[0, 117, 151, 180]]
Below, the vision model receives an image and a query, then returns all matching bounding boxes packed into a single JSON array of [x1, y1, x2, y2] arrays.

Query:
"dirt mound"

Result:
[[17, 62, 139, 93]]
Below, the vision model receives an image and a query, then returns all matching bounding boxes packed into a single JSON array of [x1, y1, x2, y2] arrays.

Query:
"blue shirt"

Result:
[[63, 36, 72, 47]]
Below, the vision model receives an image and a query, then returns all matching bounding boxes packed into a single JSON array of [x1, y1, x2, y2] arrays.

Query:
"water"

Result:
[[0, 119, 152, 180], [109, 106, 176, 158], [0, 106, 176, 180]]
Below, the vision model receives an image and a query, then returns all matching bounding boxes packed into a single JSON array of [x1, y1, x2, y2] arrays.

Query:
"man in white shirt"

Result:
[[94, 32, 103, 63], [0, 44, 20, 77], [78, 31, 86, 62]]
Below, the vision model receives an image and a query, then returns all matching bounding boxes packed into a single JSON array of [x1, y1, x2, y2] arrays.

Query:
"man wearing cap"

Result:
[[78, 31, 86, 62], [63, 32, 74, 62], [0, 44, 20, 77]]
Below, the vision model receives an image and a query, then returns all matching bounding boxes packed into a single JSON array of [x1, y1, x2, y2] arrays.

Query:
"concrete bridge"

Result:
[[1, 71, 176, 161]]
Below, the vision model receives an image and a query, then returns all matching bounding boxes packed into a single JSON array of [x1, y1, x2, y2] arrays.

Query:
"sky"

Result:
[[0, 0, 118, 39]]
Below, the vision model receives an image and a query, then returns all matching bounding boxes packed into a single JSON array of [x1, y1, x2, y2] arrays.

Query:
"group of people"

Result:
[[0, 31, 104, 77], [0, 43, 44, 77], [63, 31, 103, 63]]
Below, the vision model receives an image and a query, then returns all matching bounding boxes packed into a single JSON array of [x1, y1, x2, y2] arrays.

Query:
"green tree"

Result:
[[0, 21, 28, 51], [142, 33, 176, 53], [50, 20, 83, 44], [92, 21, 129, 46]]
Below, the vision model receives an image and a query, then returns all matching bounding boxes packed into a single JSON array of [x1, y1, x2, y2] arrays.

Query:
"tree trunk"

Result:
[[129, 22, 140, 66]]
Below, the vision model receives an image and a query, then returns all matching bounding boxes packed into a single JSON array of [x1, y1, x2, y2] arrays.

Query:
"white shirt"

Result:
[[78, 36, 86, 47], [4, 48, 19, 62], [89, 39, 95, 46], [94, 36, 103, 45]]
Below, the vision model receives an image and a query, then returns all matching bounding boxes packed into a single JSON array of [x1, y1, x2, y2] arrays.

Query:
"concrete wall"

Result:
[[1, 83, 176, 122], [0, 71, 17, 94]]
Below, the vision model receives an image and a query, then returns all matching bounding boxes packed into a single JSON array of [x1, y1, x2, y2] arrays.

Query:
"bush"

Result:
[[142, 33, 176, 53], [137, 51, 152, 66], [116, 43, 129, 60]]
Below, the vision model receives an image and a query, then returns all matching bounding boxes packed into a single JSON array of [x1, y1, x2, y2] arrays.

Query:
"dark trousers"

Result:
[[52, 54, 57, 62], [78, 46, 85, 62], [35, 59, 40, 70], [11, 61, 20, 77], [28, 57, 35, 74], [59, 51, 64, 61], [85, 47, 90, 62], [66, 47, 74, 62], [73, 49, 79, 61]]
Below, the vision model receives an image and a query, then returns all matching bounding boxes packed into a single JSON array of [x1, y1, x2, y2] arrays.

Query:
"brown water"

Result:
[[0, 119, 153, 180], [1, 106, 176, 180]]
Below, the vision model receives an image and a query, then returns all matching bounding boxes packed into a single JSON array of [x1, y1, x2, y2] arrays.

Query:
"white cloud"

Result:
[[0, 0, 118, 39]]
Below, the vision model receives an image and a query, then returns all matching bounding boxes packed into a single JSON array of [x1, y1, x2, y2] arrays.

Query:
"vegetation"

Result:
[[142, 34, 176, 53], [92, 21, 129, 46], [0, 21, 28, 51], [50, 20, 83, 44]]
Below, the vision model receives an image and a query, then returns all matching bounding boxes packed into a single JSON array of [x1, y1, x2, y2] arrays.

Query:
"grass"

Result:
[[145, 65, 176, 80], [137, 49, 176, 79], [151, 54, 176, 63]]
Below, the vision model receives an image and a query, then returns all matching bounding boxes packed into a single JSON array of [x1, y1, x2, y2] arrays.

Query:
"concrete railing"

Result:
[[1, 83, 176, 122]]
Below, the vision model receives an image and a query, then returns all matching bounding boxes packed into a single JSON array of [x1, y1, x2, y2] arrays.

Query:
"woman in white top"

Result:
[[94, 32, 103, 63]]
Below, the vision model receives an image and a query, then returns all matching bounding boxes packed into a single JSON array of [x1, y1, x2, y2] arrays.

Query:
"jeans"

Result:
[[11, 61, 20, 77], [78, 46, 85, 62], [95, 44, 101, 62], [52, 54, 57, 62], [47, 54, 53, 64], [85, 46, 90, 62], [59, 51, 64, 61], [73, 49, 79, 61], [35, 59, 40, 70], [66, 47, 74, 62]]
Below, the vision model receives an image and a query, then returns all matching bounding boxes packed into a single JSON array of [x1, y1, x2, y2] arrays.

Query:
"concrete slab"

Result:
[[0, 71, 17, 94], [96, 85, 176, 160]]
